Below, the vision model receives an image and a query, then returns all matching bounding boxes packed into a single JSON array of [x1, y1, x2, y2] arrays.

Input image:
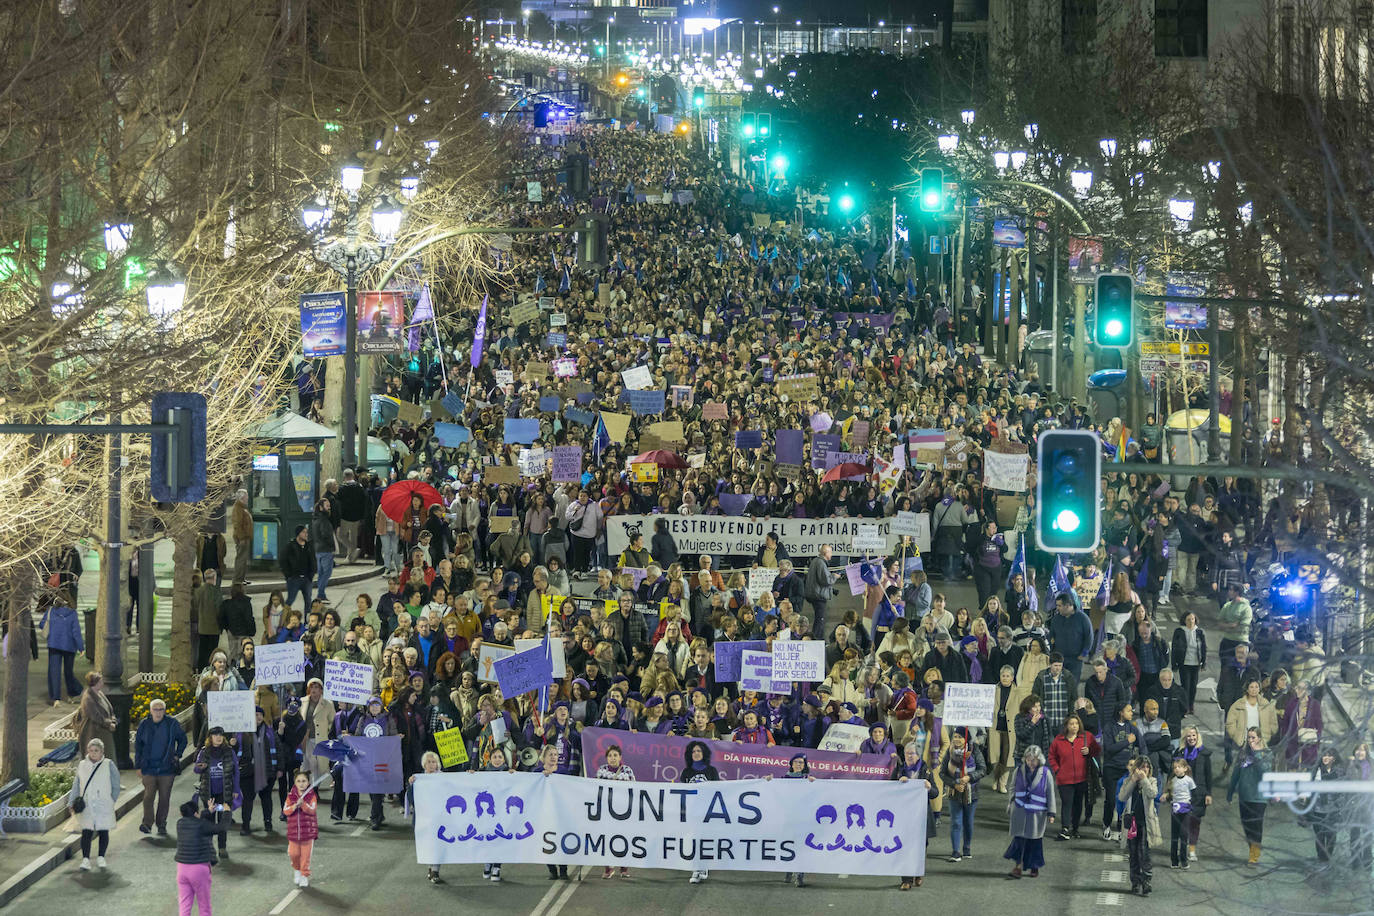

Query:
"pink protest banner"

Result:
[[579, 727, 895, 781]]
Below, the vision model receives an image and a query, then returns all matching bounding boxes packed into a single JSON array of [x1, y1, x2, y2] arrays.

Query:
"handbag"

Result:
[[72, 759, 106, 814], [1298, 727, 1319, 745]]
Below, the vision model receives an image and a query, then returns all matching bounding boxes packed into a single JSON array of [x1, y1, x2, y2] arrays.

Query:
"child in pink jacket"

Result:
[[283, 772, 319, 887]]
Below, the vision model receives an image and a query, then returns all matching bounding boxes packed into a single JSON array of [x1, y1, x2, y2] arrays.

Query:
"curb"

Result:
[[0, 748, 196, 909], [154, 563, 383, 599]]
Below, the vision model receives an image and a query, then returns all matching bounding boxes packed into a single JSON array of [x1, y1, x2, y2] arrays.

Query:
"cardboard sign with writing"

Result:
[[771, 639, 825, 683], [207, 690, 256, 733], [621, 365, 654, 390], [486, 464, 519, 485], [747, 567, 778, 601], [524, 360, 550, 383], [396, 400, 423, 425], [323, 659, 374, 705], [646, 421, 685, 444], [701, 400, 729, 421], [600, 411, 631, 444], [489, 515, 515, 533], [552, 445, 583, 482], [631, 462, 659, 482], [944, 432, 972, 471], [776, 373, 820, 401], [509, 299, 540, 327], [255, 642, 304, 687], [515, 637, 567, 678]]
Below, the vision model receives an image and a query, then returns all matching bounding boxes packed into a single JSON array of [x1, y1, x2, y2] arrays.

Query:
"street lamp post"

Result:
[[305, 162, 403, 471]]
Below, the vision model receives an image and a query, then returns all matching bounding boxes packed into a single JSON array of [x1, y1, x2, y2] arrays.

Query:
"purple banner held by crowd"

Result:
[[579, 727, 896, 782], [471, 294, 488, 367]]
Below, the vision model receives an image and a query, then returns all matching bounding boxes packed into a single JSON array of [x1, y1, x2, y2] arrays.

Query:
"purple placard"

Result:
[[493, 645, 554, 696], [775, 429, 804, 466], [811, 434, 841, 470], [735, 429, 763, 449], [579, 727, 895, 781], [552, 445, 582, 483], [713, 640, 770, 681]]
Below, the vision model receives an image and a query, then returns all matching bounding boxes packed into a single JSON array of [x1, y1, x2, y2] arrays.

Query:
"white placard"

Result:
[[892, 511, 922, 537], [323, 659, 374, 705], [515, 637, 566, 678], [771, 639, 824, 683], [621, 365, 654, 390], [941, 683, 998, 728], [526, 181, 543, 202], [550, 312, 568, 327], [819, 723, 869, 753], [206, 690, 256, 733], [851, 524, 888, 552], [746, 567, 778, 602], [495, 369, 515, 387], [254, 641, 304, 686], [477, 644, 516, 684], [983, 449, 1030, 493]]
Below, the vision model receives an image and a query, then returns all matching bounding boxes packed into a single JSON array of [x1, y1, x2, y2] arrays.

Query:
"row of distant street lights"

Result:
[[933, 109, 1250, 230]]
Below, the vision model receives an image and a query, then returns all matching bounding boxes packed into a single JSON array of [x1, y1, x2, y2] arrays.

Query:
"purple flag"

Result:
[[409, 284, 434, 353], [340, 736, 404, 793], [471, 294, 488, 368]]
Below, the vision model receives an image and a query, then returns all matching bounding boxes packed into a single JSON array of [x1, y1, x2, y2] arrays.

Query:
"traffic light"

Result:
[[757, 113, 771, 137], [740, 112, 756, 138], [576, 215, 609, 268], [149, 392, 207, 504], [1094, 273, 1135, 347], [692, 86, 705, 108], [564, 153, 590, 198], [837, 193, 855, 213], [1036, 429, 1102, 553], [919, 167, 944, 212]]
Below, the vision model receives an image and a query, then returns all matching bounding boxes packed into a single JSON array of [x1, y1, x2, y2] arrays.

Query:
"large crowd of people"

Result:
[[45, 120, 1357, 908]]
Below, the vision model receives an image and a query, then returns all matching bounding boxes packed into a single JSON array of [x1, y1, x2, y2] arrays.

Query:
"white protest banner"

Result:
[[323, 659, 374, 705], [771, 639, 824, 683], [739, 650, 774, 693], [621, 365, 654, 390], [983, 448, 1030, 493], [550, 312, 568, 327], [413, 772, 927, 876], [819, 723, 869, 753], [495, 369, 515, 387], [747, 567, 778, 602], [207, 690, 256, 733], [607, 514, 930, 559], [526, 181, 543, 202], [515, 637, 566, 679], [478, 644, 516, 684], [851, 524, 888, 553], [941, 683, 998, 728], [254, 642, 304, 686]]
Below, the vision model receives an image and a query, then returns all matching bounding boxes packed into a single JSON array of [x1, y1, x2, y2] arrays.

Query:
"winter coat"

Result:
[[1013, 712, 1052, 758], [1118, 773, 1162, 846], [70, 756, 121, 832], [75, 688, 117, 755], [40, 604, 84, 654], [219, 594, 256, 638], [1007, 763, 1058, 839], [134, 715, 188, 776], [195, 744, 240, 809], [1101, 718, 1144, 769], [284, 785, 319, 842], [1225, 696, 1278, 748], [1083, 672, 1129, 725], [1048, 732, 1100, 786], [236, 723, 282, 795], [939, 743, 987, 801]]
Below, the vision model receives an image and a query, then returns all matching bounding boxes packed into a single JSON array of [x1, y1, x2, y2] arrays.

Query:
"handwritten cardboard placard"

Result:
[[621, 365, 654, 390], [701, 401, 729, 421], [509, 299, 539, 326], [776, 373, 820, 401], [207, 690, 256, 733], [486, 464, 519, 485], [493, 645, 555, 696], [647, 421, 685, 444], [477, 644, 516, 683], [552, 445, 583, 482], [600, 412, 631, 444], [433, 727, 470, 767], [489, 515, 514, 533], [631, 462, 659, 483]]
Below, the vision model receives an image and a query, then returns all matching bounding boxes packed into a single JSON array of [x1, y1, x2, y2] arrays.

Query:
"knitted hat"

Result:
[[916, 697, 935, 713], [644, 696, 664, 709], [803, 694, 822, 710]]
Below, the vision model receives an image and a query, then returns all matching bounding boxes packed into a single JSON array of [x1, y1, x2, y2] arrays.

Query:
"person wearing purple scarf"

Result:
[[860, 722, 898, 758]]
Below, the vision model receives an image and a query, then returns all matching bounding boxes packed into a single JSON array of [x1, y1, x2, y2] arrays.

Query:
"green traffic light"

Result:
[[742, 123, 755, 138], [921, 190, 940, 210], [1104, 318, 1124, 339], [771, 153, 788, 171], [1054, 509, 1082, 533], [838, 193, 855, 213], [758, 124, 770, 137]]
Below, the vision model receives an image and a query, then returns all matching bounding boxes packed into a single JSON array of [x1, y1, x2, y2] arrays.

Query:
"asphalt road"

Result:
[[6, 592, 1368, 915]]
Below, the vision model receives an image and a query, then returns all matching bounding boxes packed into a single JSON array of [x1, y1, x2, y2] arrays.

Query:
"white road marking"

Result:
[[1100, 869, 1127, 883], [528, 870, 570, 916], [350, 826, 366, 837], [269, 889, 300, 914], [544, 867, 584, 916], [1103, 852, 1125, 862], [1095, 892, 1125, 905]]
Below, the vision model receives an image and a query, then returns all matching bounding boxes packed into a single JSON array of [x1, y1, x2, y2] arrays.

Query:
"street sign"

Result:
[[1139, 358, 1210, 375], [1139, 341, 1209, 356]]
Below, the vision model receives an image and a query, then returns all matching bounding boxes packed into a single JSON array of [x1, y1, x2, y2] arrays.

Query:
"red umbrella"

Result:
[[379, 479, 444, 523], [632, 449, 687, 469], [821, 462, 870, 483]]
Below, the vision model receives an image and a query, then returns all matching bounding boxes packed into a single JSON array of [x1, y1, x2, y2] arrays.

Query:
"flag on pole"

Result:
[[592, 414, 611, 462], [408, 282, 434, 353], [750, 237, 760, 260], [870, 276, 880, 296], [1049, 555, 1071, 608], [789, 274, 801, 293], [559, 265, 571, 293], [1115, 425, 1130, 463], [470, 294, 488, 368], [534, 273, 546, 294], [1094, 559, 1113, 652]]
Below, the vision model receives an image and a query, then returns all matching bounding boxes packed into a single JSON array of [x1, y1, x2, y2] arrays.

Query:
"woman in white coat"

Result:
[[70, 738, 121, 870]]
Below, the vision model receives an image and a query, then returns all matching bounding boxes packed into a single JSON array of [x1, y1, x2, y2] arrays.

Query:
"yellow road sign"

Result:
[[1139, 341, 1209, 356]]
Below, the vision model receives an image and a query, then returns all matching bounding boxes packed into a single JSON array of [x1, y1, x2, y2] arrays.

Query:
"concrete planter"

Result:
[[0, 795, 71, 835]]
